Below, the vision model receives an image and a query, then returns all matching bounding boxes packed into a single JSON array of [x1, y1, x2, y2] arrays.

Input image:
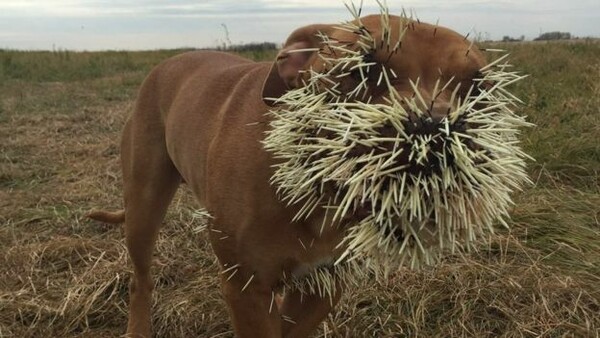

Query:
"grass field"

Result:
[[1, 41, 599, 337]]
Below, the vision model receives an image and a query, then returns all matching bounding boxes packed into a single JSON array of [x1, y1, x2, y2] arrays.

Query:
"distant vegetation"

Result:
[[534, 31, 572, 41], [502, 35, 525, 42], [0, 48, 275, 83], [215, 42, 278, 52], [213, 42, 278, 60], [501, 31, 578, 43]]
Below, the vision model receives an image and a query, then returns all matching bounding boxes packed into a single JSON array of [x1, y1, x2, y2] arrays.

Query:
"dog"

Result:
[[89, 13, 490, 338]]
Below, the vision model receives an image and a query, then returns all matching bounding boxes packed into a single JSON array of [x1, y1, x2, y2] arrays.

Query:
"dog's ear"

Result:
[[262, 24, 332, 105]]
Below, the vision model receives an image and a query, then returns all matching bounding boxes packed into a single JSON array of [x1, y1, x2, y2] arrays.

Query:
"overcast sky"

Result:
[[1, 0, 598, 51]]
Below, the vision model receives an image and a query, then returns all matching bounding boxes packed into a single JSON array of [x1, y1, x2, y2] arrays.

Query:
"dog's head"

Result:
[[263, 14, 485, 108], [263, 11, 532, 268]]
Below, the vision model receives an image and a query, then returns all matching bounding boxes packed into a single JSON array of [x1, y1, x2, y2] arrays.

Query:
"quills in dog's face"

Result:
[[263, 2, 533, 274]]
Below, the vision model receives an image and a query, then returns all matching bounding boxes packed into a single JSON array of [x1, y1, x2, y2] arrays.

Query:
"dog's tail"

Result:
[[87, 209, 125, 224]]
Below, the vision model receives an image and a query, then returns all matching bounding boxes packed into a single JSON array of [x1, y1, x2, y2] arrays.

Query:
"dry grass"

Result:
[[1, 41, 599, 337]]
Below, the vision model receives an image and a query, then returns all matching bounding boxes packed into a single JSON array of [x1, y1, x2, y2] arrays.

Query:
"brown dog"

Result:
[[90, 14, 487, 338]]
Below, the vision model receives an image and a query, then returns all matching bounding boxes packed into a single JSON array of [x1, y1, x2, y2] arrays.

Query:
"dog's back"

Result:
[[134, 51, 274, 205]]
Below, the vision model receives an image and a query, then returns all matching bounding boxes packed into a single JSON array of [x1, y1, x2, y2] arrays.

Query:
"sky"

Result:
[[0, 0, 598, 51]]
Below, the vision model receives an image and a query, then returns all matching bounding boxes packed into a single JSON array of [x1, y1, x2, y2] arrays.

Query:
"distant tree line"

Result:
[[501, 31, 574, 42], [215, 42, 278, 52], [533, 32, 572, 41], [212, 24, 278, 52], [502, 35, 525, 42]]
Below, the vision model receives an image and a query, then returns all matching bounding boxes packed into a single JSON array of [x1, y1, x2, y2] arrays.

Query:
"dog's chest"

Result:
[[291, 256, 335, 279], [284, 255, 364, 299]]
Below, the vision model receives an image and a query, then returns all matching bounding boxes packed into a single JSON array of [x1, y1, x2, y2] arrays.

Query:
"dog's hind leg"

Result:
[[120, 116, 181, 337]]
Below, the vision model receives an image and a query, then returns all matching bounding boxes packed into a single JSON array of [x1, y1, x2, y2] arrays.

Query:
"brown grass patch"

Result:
[[1, 43, 599, 337]]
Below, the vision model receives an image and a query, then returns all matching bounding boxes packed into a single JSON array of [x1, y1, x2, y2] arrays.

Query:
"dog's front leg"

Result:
[[279, 286, 342, 338], [221, 275, 282, 337]]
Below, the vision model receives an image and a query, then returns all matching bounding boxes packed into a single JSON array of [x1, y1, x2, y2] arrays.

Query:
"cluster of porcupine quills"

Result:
[[200, 1, 533, 299]]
